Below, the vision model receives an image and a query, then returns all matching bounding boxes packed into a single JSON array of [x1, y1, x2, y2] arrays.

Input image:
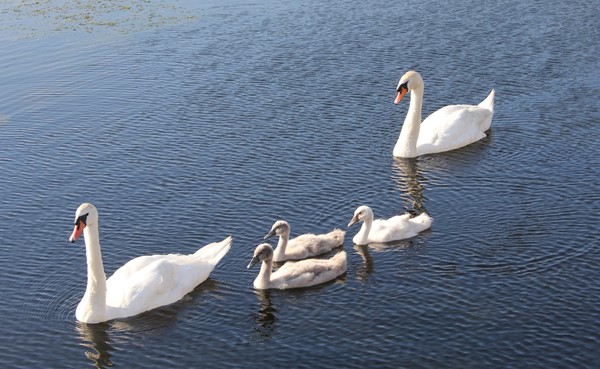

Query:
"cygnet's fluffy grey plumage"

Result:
[[264, 220, 345, 262], [247, 243, 347, 290], [348, 205, 432, 245]]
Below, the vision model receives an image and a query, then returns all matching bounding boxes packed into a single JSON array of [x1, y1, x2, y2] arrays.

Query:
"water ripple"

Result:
[[1, 0, 599, 368]]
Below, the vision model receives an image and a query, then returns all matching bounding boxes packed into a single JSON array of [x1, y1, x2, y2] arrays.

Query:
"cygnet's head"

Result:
[[394, 70, 424, 105], [348, 205, 374, 227], [264, 220, 290, 239], [69, 203, 99, 243], [247, 243, 274, 269]]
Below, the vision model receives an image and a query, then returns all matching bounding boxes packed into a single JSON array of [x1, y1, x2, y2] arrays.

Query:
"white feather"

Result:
[[69, 203, 231, 323], [348, 205, 432, 245], [393, 70, 494, 158]]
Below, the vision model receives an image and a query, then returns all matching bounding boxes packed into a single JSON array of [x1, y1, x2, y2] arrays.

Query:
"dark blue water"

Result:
[[1, 0, 599, 368]]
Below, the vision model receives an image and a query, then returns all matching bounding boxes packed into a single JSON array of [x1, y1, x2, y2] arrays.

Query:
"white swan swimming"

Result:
[[348, 205, 432, 245], [264, 220, 345, 262], [393, 70, 494, 158], [69, 203, 232, 324], [247, 243, 347, 290]]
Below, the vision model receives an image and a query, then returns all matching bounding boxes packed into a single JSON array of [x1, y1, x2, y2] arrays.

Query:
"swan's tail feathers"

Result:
[[332, 250, 348, 275], [411, 213, 433, 231], [194, 236, 233, 264], [478, 89, 495, 113], [330, 228, 346, 245]]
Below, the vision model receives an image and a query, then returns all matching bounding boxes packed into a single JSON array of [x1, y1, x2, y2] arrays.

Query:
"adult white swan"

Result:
[[69, 203, 232, 324], [393, 70, 494, 158], [247, 244, 347, 290], [348, 205, 432, 245], [264, 220, 345, 262]]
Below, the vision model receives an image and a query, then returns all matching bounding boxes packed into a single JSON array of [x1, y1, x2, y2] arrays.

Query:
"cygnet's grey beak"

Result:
[[247, 256, 260, 269], [348, 215, 359, 228], [264, 229, 276, 239]]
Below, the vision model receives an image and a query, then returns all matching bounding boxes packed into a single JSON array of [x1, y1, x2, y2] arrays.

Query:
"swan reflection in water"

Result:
[[391, 158, 428, 215], [76, 278, 220, 368], [252, 289, 278, 340], [391, 130, 494, 214], [76, 322, 113, 368], [75, 306, 184, 368], [354, 244, 374, 281]]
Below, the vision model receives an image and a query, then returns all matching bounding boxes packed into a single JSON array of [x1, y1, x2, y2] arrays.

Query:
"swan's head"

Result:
[[394, 70, 424, 105], [264, 220, 290, 239], [69, 203, 98, 243], [247, 243, 274, 269], [348, 205, 374, 227]]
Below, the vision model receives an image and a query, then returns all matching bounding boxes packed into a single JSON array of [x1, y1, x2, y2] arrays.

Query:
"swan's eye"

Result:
[[74, 213, 89, 229], [397, 82, 408, 93]]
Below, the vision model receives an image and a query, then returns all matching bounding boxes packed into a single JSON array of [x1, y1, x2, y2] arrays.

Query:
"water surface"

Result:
[[0, 0, 599, 368]]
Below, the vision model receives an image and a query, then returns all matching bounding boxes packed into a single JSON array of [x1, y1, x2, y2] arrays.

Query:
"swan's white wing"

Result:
[[104, 237, 230, 316], [107, 254, 165, 284], [105, 254, 216, 314], [192, 236, 232, 263], [369, 215, 408, 242], [418, 104, 492, 154]]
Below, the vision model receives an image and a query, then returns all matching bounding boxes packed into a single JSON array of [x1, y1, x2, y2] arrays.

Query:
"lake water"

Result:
[[1, 0, 599, 368]]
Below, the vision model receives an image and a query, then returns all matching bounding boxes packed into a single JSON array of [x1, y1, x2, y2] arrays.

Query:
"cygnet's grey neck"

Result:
[[255, 258, 273, 289], [273, 232, 289, 261]]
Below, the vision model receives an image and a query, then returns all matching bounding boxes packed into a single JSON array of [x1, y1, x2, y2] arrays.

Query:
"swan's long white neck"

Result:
[[254, 259, 273, 289], [356, 217, 373, 244], [273, 233, 289, 261], [78, 224, 107, 321], [394, 87, 423, 158]]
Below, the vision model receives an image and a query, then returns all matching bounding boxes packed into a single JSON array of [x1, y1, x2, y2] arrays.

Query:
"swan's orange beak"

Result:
[[394, 86, 408, 105], [70, 220, 86, 243]]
